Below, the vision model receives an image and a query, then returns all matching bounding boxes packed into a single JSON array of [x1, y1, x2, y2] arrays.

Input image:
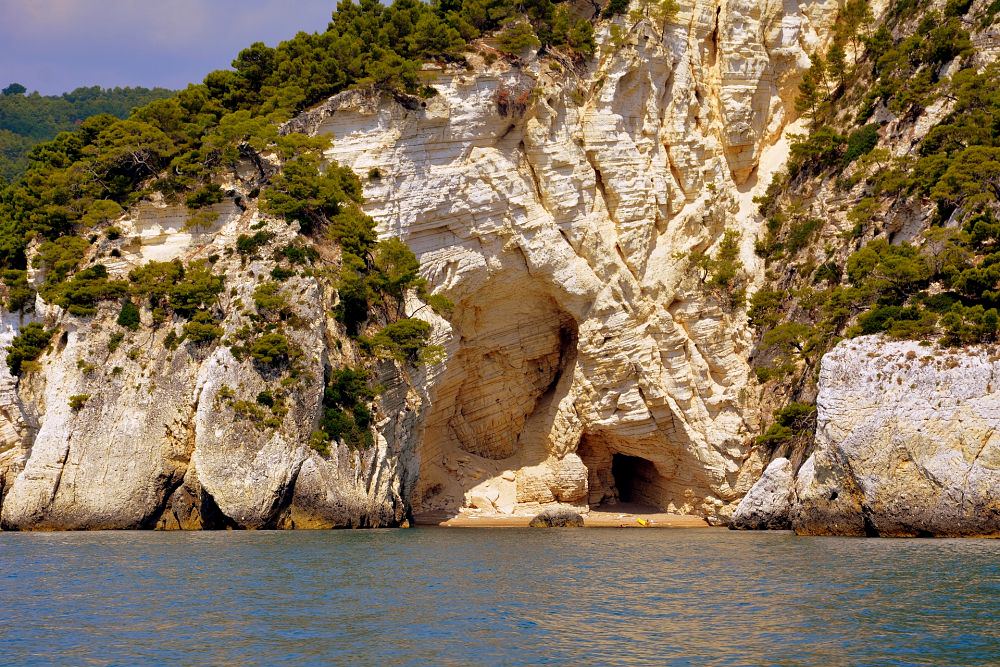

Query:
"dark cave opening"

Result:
[[610, 453, 659, 505]]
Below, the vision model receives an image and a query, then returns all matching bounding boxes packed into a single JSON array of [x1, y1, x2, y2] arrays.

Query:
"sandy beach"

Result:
[[413, 504, 711, 528]]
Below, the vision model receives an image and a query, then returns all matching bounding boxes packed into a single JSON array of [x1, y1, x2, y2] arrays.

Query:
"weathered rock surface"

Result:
[[292, 0, 836, 523], [0, 200, 425, 531], [791, 337, 1000, 537], [730, 457, 794, 530], [0, 0, 850, 529], [528, 508, 584, 527]]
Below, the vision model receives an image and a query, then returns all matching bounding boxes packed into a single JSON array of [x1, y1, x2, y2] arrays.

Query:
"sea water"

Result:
[[1, 528, 997, 665]]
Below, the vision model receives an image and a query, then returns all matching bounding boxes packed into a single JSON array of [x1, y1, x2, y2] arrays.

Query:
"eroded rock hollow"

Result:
[[0, 0, 845, 529], [292, 0, 839, 522]]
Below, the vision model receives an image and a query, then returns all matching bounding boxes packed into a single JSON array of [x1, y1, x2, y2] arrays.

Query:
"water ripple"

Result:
[[0, 528, 998, 666]]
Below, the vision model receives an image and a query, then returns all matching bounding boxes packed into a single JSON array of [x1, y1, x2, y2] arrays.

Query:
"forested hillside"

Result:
[[0, 85, 174, 182]]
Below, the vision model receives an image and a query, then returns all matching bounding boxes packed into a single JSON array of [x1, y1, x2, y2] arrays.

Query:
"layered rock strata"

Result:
[[0, 0, 842, 529], [292, 0, 836, 522]]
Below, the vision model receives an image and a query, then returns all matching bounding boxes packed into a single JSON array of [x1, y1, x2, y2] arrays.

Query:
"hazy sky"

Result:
[[0, 1, 339, 95]]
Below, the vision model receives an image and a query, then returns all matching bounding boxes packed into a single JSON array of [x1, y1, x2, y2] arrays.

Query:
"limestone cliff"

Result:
[[11, 0, 993, 533], [289, 0, 841, 523], [0, 0, 842, 529], [735, 337, 1000, 537], [0, 198, 424, 530]]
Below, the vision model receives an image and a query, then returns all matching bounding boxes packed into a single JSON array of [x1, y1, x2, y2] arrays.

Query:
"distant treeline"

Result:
[[0, 84, 175, 182]]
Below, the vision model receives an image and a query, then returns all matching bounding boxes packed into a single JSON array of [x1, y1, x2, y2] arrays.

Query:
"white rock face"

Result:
[[791, 337, 1000, 537], [730, 457, 794, 530], [0, 0, 843, 529], [289, 0, 833, 521], [0, 199, 421, 530]]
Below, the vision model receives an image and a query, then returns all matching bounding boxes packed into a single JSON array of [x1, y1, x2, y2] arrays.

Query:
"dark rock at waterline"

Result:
[[528, 508, 584, 527]]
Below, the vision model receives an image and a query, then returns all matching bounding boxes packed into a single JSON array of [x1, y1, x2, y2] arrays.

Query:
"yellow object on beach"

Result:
[[636, 518, 649, 526]]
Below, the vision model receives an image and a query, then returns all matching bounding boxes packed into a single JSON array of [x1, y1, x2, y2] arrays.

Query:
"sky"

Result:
[[0, 1, 339, 95]]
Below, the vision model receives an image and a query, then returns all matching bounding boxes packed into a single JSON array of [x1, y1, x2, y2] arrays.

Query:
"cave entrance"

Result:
[[610, 453, 659, 506], [577, 434, 667, 510]]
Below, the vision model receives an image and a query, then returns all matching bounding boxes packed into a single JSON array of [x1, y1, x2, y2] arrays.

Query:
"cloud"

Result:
[[0, 1, 336, 94]]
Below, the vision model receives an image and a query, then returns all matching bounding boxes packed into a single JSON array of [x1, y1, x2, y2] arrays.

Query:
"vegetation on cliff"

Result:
[[0, 84, 174, 183], [751, 0, 1000, 451], [0, 0, 620, 455]]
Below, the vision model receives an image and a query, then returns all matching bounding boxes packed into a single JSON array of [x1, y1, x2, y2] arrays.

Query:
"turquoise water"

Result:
[[1, 528, 997, 666]]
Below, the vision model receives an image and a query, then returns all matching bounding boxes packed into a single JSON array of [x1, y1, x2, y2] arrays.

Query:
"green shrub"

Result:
[[2, 269, 34, 312], [185, 183, 224, 208], [844, 124, 879, 164], [182, 311, 224, 344], [47, 264, 128, 317], [748, 290, 785, 329], [601, 0, 630, 17], [252, 282, 288, 317], [496, 21, 541, 55], [691, 230, 748, 310], [236, 231, 275, 257], [117, 300, 141, 330], [6, 322, 54, 375], [270, 266, 295, 281], [107, 331, 125, 353], [363, 318, 433, 362], [757, 403, 817, 450], [68, 394, 91, 411], [261, 154, 362, 233], [168, 262, 224, 317], [33, 237, 89, 287], [316, 367, 378, 451], [277, 243, 319, 265], [785, 218, 823, 254], [249, 332, 291, 366]]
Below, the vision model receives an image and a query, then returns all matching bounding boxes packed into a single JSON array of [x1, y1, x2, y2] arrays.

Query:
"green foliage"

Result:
[[108, 331, 125, 353], [362, 318, 433, 362], [2, 268, 33, 312], [788, 127, 846, 178], [6, 322, 54, 375], [497, 21, 542, 55], [748, 289, 785, 329], [329, 207, 378, 258], [0, 0, 605, 276], [185, 184, 224, 209], [601, 0, 631, 16], [690, 230, 748, 310], [236, 231, 275, 257], [182, 311, 224, 344], [785, 218, 823, 255], [117, 300, 141, 330], [795, 54, 830, 122], [844, 125, 879, 164], [277, 242, 319, 265], [317, 367, 378, 451], [0, 85, 173, 181], [845, 239, 930, 303], [164, 261, 224, 317], [34, 236, 89, 290], [757, 403, 817, 450], [68, 394, 91, 412], [46, 264, 128, 317], [370, 237, 422, 300], [260, 153, 362, 233], [249, 332, 291, 366], [252, 282, 288, 318]]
